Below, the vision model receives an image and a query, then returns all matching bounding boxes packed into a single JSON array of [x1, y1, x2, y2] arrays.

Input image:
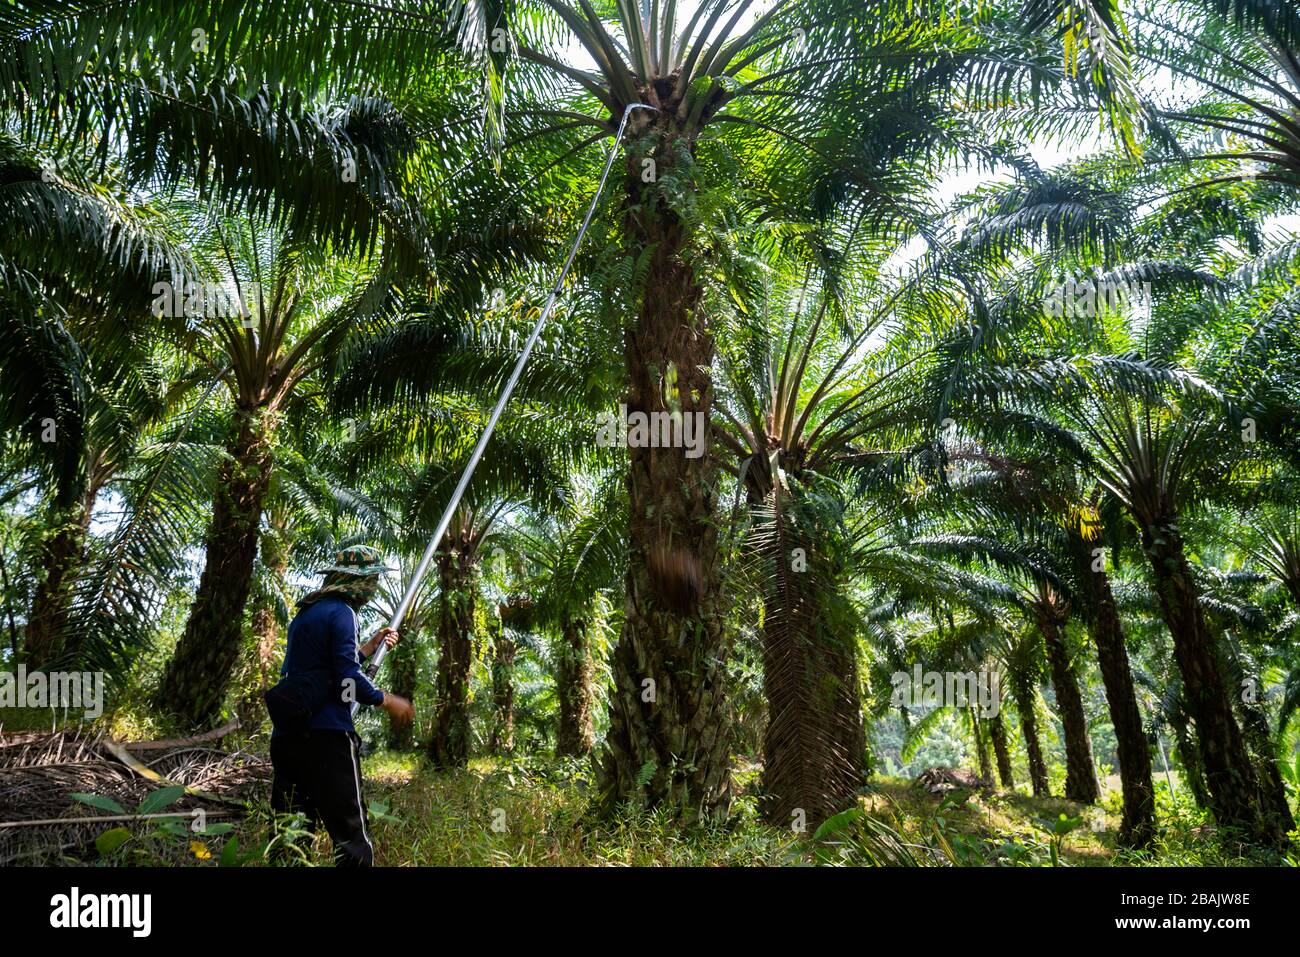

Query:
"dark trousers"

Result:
[[270, 730, 374, 867]]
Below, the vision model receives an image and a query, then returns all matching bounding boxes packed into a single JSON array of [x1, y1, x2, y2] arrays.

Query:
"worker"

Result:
[[268, 545, 414, 866]]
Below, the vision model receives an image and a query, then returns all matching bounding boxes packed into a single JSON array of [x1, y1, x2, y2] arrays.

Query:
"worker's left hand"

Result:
[[362, 627, 400, 658]]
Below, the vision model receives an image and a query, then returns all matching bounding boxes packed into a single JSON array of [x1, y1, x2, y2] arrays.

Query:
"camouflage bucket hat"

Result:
[[314, 544, 395, 577]]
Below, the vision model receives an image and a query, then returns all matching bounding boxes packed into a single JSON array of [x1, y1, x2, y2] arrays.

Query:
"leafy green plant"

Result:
[[69, 786, 237, 863], [1031, 812, 1085, 866], [366, 800, 402, 827], [812, 807, 950, 867]]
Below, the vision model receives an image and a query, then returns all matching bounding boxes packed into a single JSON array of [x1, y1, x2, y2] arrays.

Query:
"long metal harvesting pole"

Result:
[[359, 103, 656, 692]]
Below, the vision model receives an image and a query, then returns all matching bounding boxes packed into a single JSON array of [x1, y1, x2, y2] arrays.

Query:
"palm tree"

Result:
[[1069, 490, 1157, 844], [923, 459, 1113, 807], [1031, 579, 1101, 802], [1001, 626, 1053, 796], [0, 131, 204, 669], [227, 417, 400, 730], [960, 273, 1291, 846], [374, 561, 438, 751], [919, 462, 1156, 837], [364, 494, 448, 751], [485, 610, 516, 754], [712, 254, 962, 824], [152, 153, 538, 727], [1139, 0, 1300, 197], [917, 521, 1100, 802], [869, 592, 1041, 794], [427, 503, 495, 767], [942, 138, 1300, 843], [988, 708, 1017, 787], [2, 10, 536, 723], [1234, 475, 1300, 609], [510, 477, 626, 757], [155, 224, 385, 725], [333, 301, 589, 766], [21, 364, 178, 668], [561, 0, 1071, 816]]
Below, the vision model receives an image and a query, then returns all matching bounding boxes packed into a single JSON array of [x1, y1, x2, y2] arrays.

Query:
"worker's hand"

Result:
[[381, 692, 414, 727], [361, 627, 400, 658]]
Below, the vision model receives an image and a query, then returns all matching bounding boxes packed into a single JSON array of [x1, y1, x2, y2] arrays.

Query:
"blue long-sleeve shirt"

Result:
[[273, 595, 385, 736]]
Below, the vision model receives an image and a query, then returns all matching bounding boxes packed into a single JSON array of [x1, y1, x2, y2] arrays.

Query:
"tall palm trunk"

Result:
[[1078, 548, 1155, 846], [1036, 599, 1099, 803], [235, 530, 289, 730], [1010, 669, 1050, 796], [157, 406, 275, 726], [385, 619, 421, 750], [489, 616, 516, 754], [1141, 517, 1291, 845], [744, 473, 863, 826], [1170, 709, 1212, 807], [429, 548, 476, 769], [598, 133, 731, 817], [25, 477, 102, 668], [971, 710, 993, 783], [556, 616, 594, 757], [758, 577, 865, 827], [989, 711, 1015, 788], [1235, 694, 1294, 833]]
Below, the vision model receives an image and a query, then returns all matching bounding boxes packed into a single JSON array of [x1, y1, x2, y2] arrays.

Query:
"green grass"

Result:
[[191, 752, 1293, 867], [8, 715, 1293, 867], [333, 752, 801, 866]]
